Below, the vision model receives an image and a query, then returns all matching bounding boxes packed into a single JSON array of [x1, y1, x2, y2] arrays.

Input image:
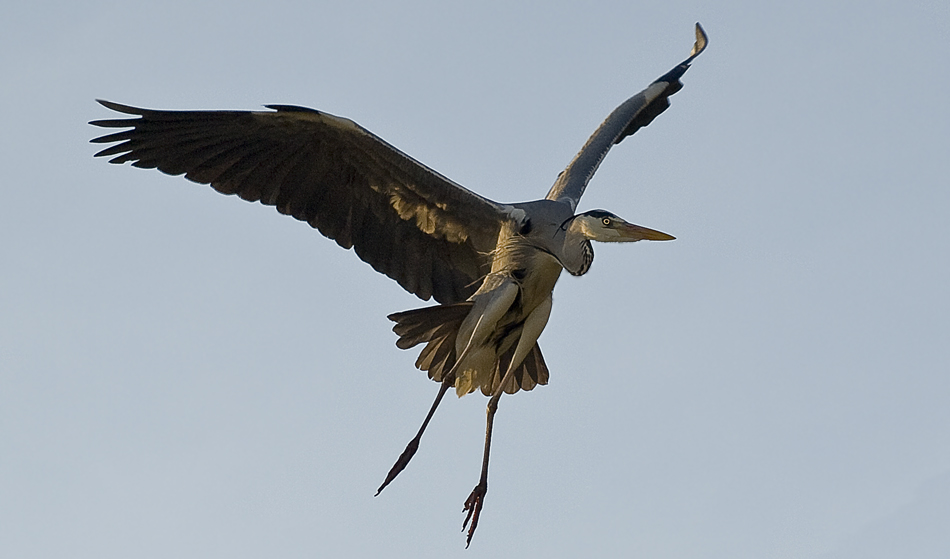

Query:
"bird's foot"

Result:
[[375, 437, 419, 496], [461, 480, 487, 547]]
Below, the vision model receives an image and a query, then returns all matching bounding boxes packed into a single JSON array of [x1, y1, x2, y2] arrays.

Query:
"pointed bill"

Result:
[[620, 223, 676, 241]]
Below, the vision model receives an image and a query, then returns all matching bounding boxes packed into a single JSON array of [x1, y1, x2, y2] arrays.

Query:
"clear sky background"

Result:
[[2, 1, 948, 557]]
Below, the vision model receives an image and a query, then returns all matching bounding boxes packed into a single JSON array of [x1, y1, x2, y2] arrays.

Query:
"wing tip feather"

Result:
[[689, 22, 709, 61]]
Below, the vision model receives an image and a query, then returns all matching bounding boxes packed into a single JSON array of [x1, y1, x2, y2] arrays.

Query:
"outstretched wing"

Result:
[[91, 101, 513, 304], [546, 23, 708, 210]]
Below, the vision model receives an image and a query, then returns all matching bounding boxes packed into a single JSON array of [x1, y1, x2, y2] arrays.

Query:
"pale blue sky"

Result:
[[2, 1, 949, 557]]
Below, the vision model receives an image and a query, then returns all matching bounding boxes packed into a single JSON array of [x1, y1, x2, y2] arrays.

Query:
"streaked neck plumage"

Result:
[[559, 217, 594, 276]]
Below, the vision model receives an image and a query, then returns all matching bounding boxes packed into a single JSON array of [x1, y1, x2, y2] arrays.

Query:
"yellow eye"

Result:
[[602, 217, 611, 226]]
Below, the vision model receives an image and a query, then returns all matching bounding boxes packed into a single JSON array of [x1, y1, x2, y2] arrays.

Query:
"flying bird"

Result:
[[90, 23, 707, 546]]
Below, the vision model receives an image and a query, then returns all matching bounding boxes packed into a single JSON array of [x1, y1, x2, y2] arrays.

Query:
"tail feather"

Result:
[[524, 343, 550, 388], [415, 333, 450, 372], [389, 303, 473, 341], [482, 342, 549, 396], [390, 303, 471, 383], [396, 320, 455, 350], [429, 334, 458, 382], [389, 303, 550, 395]]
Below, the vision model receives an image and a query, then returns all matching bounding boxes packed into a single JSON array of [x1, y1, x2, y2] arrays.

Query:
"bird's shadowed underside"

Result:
[[389, 303, 549, 396]]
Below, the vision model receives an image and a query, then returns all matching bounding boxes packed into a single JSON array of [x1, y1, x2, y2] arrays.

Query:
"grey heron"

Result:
[[90, 23, 707, 546]]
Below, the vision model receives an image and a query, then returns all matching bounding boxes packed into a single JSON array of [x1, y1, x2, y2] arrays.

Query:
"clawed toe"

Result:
[[462, 482, 487, 547]]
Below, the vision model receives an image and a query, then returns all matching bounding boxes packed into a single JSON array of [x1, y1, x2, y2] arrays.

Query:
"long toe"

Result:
[[461, 482, 487, 547]]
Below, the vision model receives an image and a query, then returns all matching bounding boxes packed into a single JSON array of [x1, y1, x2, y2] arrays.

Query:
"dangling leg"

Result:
[[376, 374, 454, 495], [376, 288, 516, 496], [461, 296, 553, 547], [461, 370, 511, 547]]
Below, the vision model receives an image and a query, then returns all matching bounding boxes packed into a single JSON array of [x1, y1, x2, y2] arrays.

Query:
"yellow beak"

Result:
[[619, 223, 676, 241]]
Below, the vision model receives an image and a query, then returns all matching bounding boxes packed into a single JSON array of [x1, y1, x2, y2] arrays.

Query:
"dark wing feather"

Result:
[[90, 101, 511, 304], [546, 23, 708, 209]]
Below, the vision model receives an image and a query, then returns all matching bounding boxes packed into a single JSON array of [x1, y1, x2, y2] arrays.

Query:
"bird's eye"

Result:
[[602, 217, 611, 226]]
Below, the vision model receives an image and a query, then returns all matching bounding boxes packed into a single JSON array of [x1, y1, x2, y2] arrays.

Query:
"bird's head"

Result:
[[569, 210, 675, 243]]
